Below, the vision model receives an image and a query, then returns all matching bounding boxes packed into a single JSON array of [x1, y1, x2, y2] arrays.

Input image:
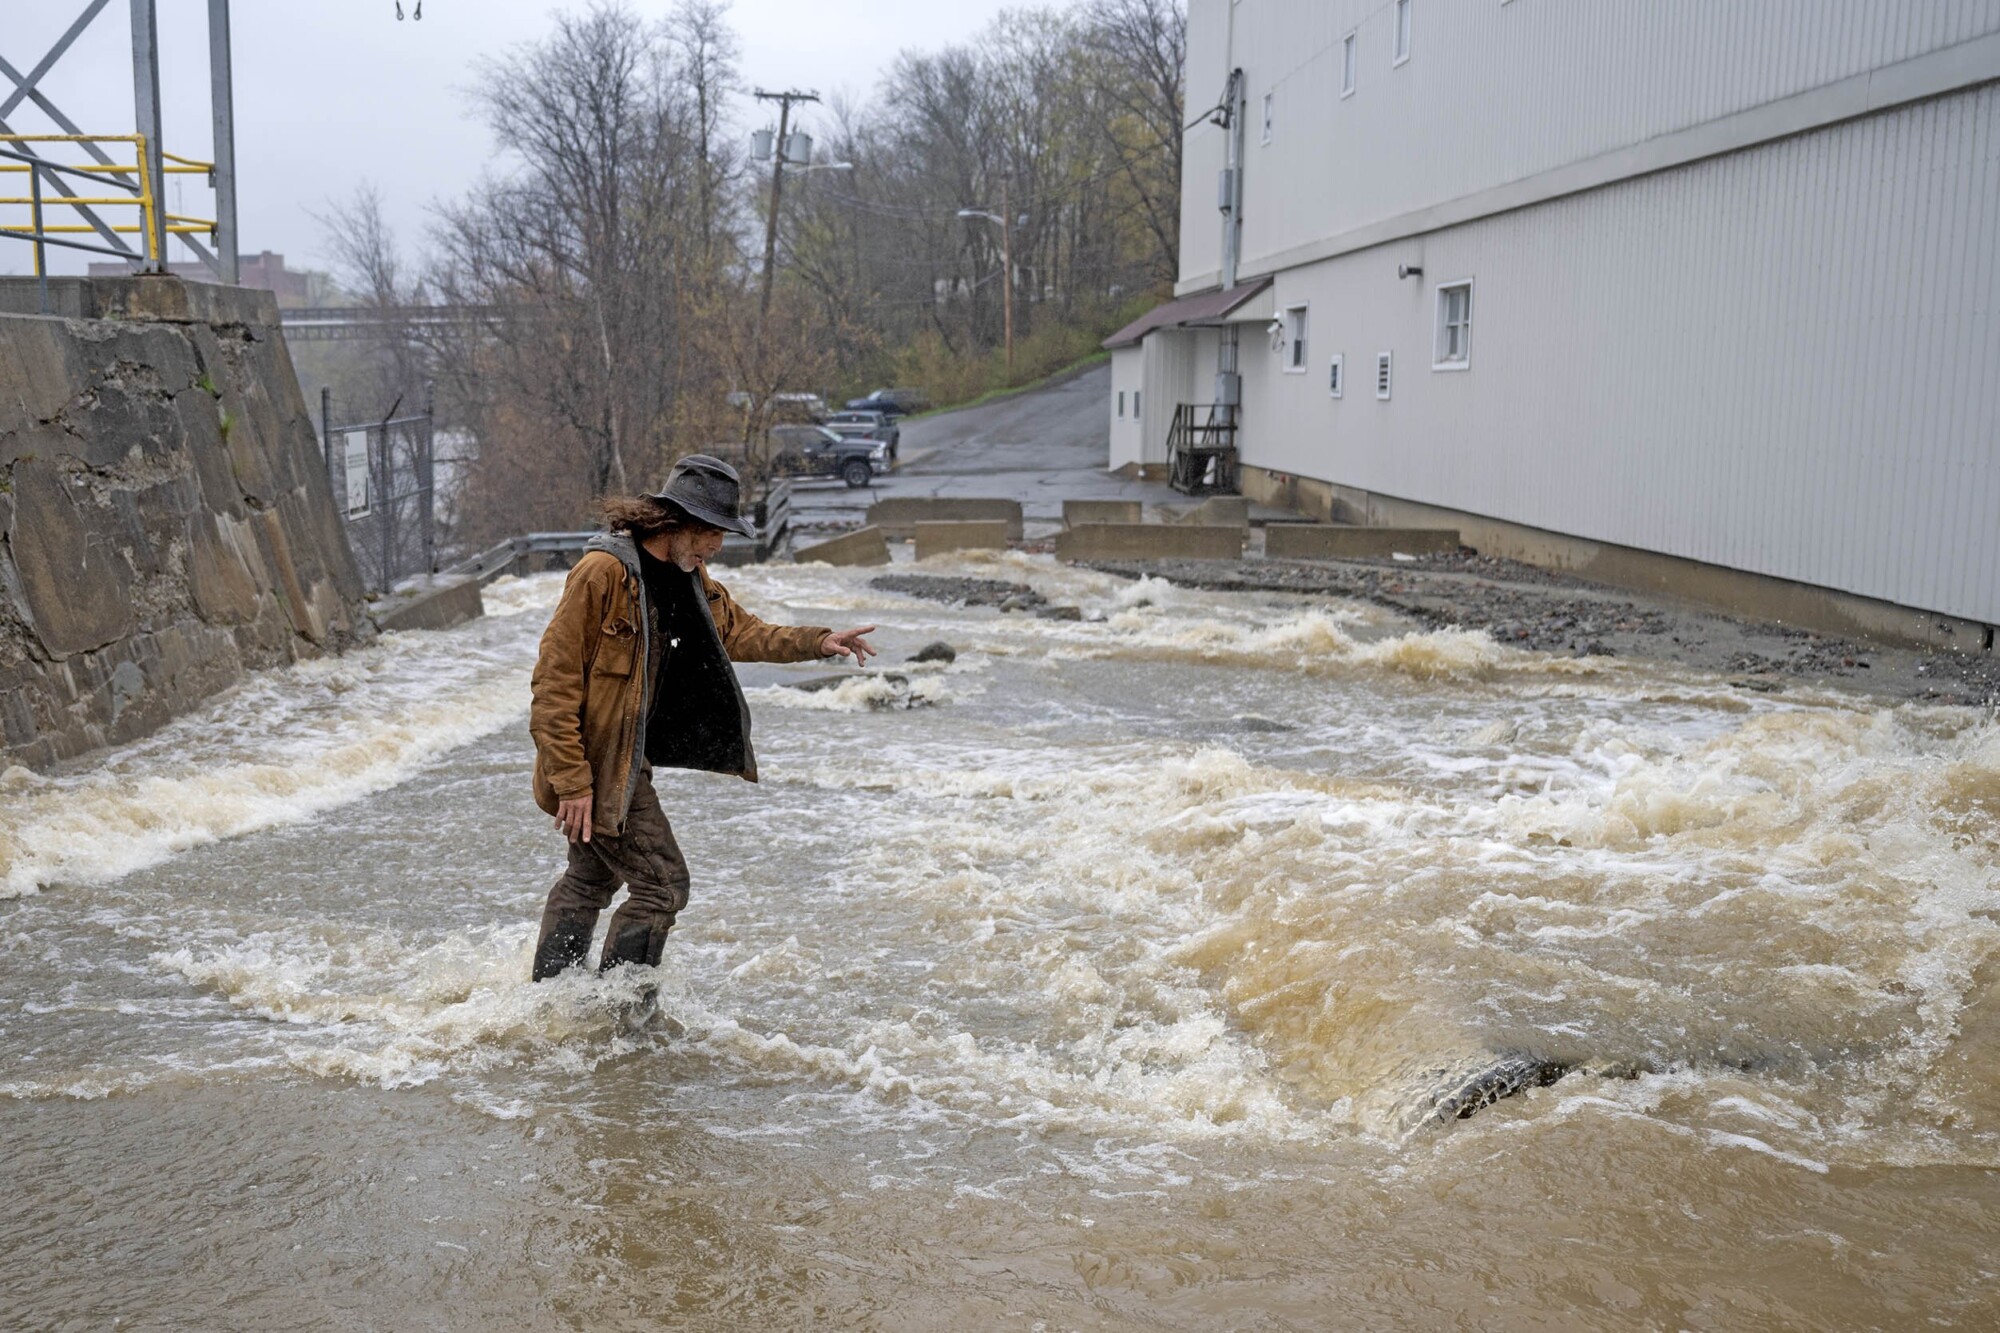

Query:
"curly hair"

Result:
[[599, 494, 692, 541]]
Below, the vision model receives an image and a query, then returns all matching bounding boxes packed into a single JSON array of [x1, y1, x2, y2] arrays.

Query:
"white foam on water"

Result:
[[0, 573, 567, 899], [745, 671, 958, 712]]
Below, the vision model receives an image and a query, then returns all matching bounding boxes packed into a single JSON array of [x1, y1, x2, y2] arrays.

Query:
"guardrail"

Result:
[[437, 487, 794, 583], [0, 134, 216, 312]]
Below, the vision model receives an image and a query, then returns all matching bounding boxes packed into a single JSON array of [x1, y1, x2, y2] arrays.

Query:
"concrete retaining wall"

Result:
[[1265, 525, 1462, 559], [1055, 524, 1246, 562], [0, 276, 369, 768], [866, 497, 1024, 540], [796, 526, 891, 567], [1063, 499, 1143, 527], [915, 520, 1009, 559]]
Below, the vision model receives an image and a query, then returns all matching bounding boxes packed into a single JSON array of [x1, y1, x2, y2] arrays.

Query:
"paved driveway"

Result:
[[790, 363, 1179, 532]]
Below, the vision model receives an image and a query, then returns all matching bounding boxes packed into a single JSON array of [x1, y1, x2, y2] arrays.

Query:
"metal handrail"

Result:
[[0, 134, 217, 311]]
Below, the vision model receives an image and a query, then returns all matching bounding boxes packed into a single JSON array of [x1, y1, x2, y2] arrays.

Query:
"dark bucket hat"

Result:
[[647, 453, 755, 537]]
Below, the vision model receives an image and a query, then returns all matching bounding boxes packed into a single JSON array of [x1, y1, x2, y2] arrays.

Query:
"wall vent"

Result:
[[1376, 351, 1393, 399]]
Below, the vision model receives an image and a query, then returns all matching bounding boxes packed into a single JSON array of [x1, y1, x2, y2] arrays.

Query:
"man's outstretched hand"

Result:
[[821, 626, 879, 665]]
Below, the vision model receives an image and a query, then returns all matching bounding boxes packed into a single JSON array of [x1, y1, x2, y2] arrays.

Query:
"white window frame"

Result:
[[1433, 279, 1473, 371], [1394, 0, 1413, 66], [1341, 33, 1357, 97], [1328, 353, 1344, 399], [1261, 92, 1274, 144], [1376, 350, 1393, 400], [1283, 304, 1309, 373]]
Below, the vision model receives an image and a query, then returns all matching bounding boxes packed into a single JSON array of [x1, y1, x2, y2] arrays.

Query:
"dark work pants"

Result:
[[531, 766, 692, 979]]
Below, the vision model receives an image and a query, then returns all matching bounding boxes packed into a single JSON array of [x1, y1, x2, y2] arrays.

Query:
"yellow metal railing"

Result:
[[0, 134, 216, 272]]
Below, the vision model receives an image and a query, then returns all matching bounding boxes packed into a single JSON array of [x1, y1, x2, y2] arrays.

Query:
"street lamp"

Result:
[[958, 188, 1017, 371]]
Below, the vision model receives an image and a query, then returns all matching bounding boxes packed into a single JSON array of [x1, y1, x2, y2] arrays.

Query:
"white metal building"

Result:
[[1110, 0, 2000, 646]]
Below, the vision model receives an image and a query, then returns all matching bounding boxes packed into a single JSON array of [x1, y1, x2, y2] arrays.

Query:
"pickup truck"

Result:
[[823, 409, 899, 463], [764, 423, 889, 488]]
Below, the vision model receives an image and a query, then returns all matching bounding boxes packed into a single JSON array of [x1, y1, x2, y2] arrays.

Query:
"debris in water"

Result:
[[871, 574, 1047, 610]]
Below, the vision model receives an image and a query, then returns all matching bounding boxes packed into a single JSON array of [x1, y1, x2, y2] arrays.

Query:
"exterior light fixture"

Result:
[[1398, 264, 1423, 280]]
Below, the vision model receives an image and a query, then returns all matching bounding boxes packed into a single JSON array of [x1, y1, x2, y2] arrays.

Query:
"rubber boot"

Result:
[[530, 910, 596, 981], [598, 916, 673, 973]]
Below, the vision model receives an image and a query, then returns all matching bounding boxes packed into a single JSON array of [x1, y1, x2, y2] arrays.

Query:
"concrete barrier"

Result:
[[796, 526, 892, 567], [373, 578, 486, 633], [1265, 525, 1462, 560], [1055, 524, 1246, 562], [915, 520, 1010, 560], [866, 497, 1024, 540], [1062, 499, 1143, 527]]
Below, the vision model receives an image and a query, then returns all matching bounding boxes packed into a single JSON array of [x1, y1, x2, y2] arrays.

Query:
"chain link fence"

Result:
[[319, 386, 437, 595]]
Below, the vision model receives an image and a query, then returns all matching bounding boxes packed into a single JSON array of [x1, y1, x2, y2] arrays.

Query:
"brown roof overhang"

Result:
[[1100, 277, 1274, 350]]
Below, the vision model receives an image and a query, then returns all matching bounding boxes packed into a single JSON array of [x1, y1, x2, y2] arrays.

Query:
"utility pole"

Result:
[[1000, 177, 1013, 373], [754, 87, 817, 321]]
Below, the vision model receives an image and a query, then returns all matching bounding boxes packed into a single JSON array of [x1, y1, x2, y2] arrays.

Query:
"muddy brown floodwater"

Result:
[[4, 554, 1998, 1329]]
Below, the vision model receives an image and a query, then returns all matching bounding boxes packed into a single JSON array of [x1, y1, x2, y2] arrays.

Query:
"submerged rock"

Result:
[[907, 641, 958, 664], [1424, 1054, 1574, 1123], [1035, 605, 1083, 621], [1227, 714, 1295, 734]]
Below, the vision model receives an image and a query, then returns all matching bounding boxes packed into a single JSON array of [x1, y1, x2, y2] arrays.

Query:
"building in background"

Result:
[[90, 250, 310, 305], [1113, 0, 2000, 647]]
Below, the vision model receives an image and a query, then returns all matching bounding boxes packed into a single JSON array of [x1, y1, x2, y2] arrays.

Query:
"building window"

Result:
[[1283, 305, 1308, 372], [1135, 390, 1141, 417], [1117, 390, 1126, 418], [1261, 92, 1274, 144], [1328, 354, 1344, 398], [1376, 350, 1393, 399], [1434, 281, 1472, 369], [1342, 33, 1357, 97], [1394, 0, 1412, 65]]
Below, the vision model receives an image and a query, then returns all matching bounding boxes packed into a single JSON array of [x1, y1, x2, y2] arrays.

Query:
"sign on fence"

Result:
[[343, 429, 371, 518]]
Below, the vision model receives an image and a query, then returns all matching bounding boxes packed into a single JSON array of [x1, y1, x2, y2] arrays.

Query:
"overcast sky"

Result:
[[5, 0, 1023, 278]]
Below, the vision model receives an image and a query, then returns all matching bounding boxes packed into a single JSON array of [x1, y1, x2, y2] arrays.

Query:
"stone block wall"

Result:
[[0, 277, 369, 769]]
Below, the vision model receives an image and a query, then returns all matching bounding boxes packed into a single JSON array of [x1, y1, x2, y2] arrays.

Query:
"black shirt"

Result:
[[636, 544, 701, 750]]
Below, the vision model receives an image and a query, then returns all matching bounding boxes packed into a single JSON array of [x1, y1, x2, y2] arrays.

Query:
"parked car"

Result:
[[764, 423, 888, 488], [724, 389, 829, 421], [843, 387, 929, 418], [823, 408, 899, 464]]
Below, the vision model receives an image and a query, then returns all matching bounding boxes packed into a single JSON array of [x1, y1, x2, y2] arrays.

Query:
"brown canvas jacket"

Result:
[[529, 533, 831, 837]]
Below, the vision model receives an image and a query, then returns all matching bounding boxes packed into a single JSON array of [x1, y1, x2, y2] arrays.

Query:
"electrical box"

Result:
[[1217, 168, 1237, 212], [1214, 372, 1241, 407]]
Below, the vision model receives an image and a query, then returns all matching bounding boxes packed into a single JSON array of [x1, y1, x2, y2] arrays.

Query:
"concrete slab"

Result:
[[1056, 524, 1246, 562], [373, 578, 485, 633], [915, 520, 1010, 560], [1063, 499, 1144, 527], [1264, 525, 1462, 560], [1161, 495, 1250, 527], [867, 497, 1024, 540], [796, 526, 891, 567]]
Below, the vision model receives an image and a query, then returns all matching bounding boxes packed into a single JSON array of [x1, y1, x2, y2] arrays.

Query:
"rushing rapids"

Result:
[[4, 554, 1998, 1327]]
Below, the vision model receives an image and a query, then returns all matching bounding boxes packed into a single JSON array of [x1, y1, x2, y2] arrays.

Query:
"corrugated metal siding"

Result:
[[1180, 0, 2000, 284], [1239, 82, 2000, 625]]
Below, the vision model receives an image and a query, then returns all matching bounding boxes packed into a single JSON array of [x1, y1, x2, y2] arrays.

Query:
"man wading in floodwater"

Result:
[[527, 454, 877, 980]]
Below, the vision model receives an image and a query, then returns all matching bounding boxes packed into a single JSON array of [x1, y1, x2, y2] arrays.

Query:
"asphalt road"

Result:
[[790, 363, 1178, 532]]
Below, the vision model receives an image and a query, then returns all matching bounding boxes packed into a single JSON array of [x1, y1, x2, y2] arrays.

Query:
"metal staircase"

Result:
[[1166, 403, 1240, 495]]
